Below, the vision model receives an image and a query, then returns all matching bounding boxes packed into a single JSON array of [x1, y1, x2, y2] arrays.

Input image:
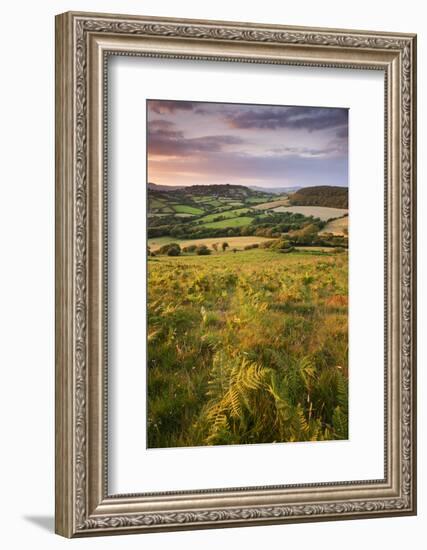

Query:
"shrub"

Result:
[[272, 238, 293, 251], [167, 246, 181, 256], [196, 245, 211, 256], [158, 242, 181, 256], [259, 239, 276, 249]]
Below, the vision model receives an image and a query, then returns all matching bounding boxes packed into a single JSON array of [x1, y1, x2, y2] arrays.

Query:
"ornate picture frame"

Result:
[[55, 11, 417, 537]]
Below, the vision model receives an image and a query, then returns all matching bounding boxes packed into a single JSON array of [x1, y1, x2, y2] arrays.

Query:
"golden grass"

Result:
[[253, 198, 290, 210], [319, 216, 349, 236], [147, 248, 348, 448]]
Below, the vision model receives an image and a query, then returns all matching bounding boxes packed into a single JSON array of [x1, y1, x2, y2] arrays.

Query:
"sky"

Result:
[[147, 99, 348, 189]]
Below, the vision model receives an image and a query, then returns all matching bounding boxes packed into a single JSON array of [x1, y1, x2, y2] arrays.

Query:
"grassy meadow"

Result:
[[147, 246, 348, 448]]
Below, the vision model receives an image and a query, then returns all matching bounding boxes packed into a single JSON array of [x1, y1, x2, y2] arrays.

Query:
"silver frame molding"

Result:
[[55, 11, 417, 538]]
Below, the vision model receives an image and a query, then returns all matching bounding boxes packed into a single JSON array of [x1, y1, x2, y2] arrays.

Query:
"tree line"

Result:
[[148, 212, 326, 240]]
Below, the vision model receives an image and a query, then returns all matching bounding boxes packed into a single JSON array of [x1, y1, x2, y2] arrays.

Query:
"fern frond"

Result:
[[332, 405, 348, 440], [228, 386, 241, 418], [299, 356, 316, 389], [296, 404, 310, 433], [336, 370, 348, 410], [242, 360, 269, 390]]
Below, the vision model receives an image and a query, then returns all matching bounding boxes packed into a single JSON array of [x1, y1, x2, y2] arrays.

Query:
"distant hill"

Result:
[[176, 184, 257, 199], [249, 185, 301, 195], [149, 183, 269, 200], [150, 182, 300, 197], [148, 182, 184, 192], [288, 186, 348, 209]]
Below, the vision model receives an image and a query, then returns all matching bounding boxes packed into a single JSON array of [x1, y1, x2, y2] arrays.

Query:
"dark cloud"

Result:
[[148, 119, 244, 156], [148, 100, 196, 114], [335, 126, 348, 139], [226, 106, 348, 132], [148, 101, 348, 136], [148, 119, 180, 135]]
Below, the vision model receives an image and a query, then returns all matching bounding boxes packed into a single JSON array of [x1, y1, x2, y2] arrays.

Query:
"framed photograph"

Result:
[[55, 11, 417, 537]]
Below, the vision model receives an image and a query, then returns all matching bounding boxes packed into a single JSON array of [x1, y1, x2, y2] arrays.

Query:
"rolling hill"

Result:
[[288, 186, 348, 209]]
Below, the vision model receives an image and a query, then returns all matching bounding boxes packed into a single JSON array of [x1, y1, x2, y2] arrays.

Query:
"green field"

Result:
[[245, 196, 273, 204], [202, 216, 253, 229], [172, 204, 205, 215], [149, 198, 165, 208], [147, 247, 348, 448], [199, 207, 252, 223], [192, 196, 211, 203]]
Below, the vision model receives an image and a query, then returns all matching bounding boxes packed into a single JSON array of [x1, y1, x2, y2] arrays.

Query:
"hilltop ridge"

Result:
[[149, 182, 266, 199], [289, 186, 348, 209]]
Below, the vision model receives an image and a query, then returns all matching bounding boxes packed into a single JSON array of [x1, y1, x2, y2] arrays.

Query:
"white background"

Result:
[[0, 1, 424, 548], [109, 58, 384, 493]]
